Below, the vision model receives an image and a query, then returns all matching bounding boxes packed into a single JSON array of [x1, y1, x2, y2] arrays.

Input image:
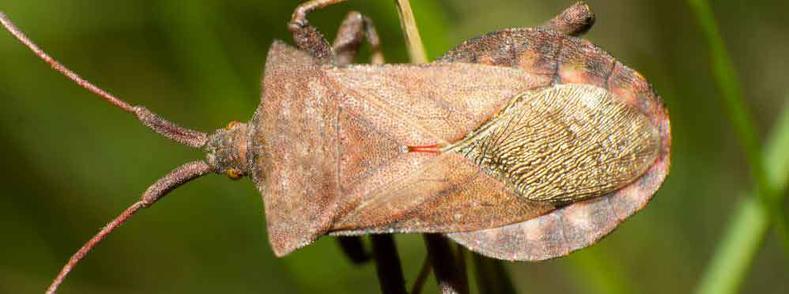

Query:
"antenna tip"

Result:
[[0, 12, 12, 28]]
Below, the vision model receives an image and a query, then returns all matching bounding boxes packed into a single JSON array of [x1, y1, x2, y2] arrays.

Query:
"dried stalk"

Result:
[[424, 234, 469, 294], [472, 252, 516, 294], [394, 0, 428, 63], [410, 256, 432, 294], [371, 235, 408, 294], [394, 1, 468, 292]]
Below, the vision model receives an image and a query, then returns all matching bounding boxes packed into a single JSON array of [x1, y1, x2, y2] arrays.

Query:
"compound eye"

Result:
[[225, 168, 243, 180]]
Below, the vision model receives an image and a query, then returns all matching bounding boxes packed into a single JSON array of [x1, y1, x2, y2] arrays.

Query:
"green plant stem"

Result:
[[394, 0, 428, 64], [394, 1, 471, 292], [687, 1, 789, 292], [687, 0, 789, 250], [696, 103, 789, 294]]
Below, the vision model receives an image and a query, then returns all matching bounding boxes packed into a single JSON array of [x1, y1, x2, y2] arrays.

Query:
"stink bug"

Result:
[[0, 0, 670, 292]]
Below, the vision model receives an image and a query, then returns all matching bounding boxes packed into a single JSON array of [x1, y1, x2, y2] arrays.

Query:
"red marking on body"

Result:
[[407, 144, 442, 154]]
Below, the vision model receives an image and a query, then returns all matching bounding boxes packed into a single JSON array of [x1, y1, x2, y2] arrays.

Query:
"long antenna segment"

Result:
[[0, 12, 209, 148]]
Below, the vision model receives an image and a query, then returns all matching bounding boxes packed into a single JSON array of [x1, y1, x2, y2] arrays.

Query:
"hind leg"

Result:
[[317, 9, 387, 263], [539, 2, 595, 36], [439, 2, 595, 70]]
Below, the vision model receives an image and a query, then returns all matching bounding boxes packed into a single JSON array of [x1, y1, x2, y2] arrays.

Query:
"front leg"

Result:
[[288, 0, 348, 63], [290, 0, 348, 28]]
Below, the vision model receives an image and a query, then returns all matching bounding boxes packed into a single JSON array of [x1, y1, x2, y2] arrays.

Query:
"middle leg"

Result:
[[332, 11, 384, 65], [288, 0, 385, 65], [539, 1, 595, 36], [288, 0, 348, 63], [329, 10, 387, 264]]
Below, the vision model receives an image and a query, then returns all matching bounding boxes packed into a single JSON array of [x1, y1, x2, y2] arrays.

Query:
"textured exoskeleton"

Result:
[[246, 2, 671, 259]]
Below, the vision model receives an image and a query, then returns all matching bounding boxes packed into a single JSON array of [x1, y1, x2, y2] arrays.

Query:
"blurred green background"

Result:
[[0, 0, 787, 293]]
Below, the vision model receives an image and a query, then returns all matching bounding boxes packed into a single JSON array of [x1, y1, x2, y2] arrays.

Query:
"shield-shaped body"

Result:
[[250, 28, 670, 260]]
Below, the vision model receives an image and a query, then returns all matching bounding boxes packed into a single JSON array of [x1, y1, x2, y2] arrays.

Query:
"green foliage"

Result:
[[688, 0, 789, 293], [696, 103, 789, 294]]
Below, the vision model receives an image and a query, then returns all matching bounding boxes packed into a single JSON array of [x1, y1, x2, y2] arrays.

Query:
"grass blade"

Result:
[[696, 103, 789, 294], [687, 0, 788, 253], [685, 1, 768, 197], [394, 0, 428, 64], [682, 1, 789, 292]]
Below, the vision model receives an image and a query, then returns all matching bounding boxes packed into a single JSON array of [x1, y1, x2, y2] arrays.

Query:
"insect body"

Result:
[[1, 1, 670, 292], [254, 40, 666, 257]]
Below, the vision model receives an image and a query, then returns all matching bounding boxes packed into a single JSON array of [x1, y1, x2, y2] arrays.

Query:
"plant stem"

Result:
[[394, 0, 428, 64], [393, 1, 471, 292], [472, 252, 516, 294], [336, 236, 371, 264], [424, 234, 469, 294], [686, 0, 789, 251], [410, 256, 432, 294], [696, 103, 789, 294], [371, 235, 408, 294]]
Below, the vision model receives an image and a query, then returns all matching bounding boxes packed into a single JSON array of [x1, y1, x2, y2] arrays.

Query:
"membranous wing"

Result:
[[450, 84, 659, 203]]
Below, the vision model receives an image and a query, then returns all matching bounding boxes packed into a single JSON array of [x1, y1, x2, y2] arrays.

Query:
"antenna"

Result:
[[0, 12, 218, 293], [0, 12, 208, 148], [46, 161, 213, 294]]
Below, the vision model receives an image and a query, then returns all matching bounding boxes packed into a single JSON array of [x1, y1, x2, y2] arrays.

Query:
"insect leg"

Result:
[[46, 161, 212, 294], [332, 11, 384, 65], [335, 236, 371, 264], [290, 0, 348, 28], [331, 10, 386, 265], [425, 234, 470, 294], [539, 1, 596, 36], [288, 0, 349, 63]]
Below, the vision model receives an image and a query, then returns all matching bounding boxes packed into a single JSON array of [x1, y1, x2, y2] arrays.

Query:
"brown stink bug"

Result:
[[0, 0, 670, 292]]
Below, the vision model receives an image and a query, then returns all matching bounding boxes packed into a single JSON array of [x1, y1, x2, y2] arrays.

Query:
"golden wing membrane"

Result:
[[442, 28, 671, 261], [449, 84, 659, 203]]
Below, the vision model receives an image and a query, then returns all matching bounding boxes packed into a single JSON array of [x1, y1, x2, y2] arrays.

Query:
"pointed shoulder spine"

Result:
[[265, 40, 320, 73]]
